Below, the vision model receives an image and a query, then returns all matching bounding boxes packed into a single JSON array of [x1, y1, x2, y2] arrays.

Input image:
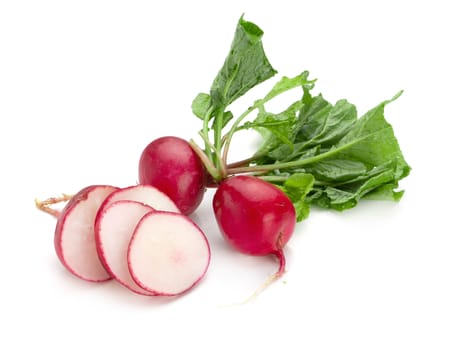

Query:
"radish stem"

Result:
[[189, 139, 222, 181], [197, 132, 227, 178], [226, 156, 255, 169]]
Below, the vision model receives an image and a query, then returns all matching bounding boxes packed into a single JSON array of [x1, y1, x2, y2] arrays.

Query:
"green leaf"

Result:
[[253, 106, 296, 146], [311, 92, 410, 209], [252, 100, 305, 159], [212, 110, 233, 130], [261, 71, 315, 103], [210, 16, 277, 110], [333, 92, 410, 176], [260, 97, 356, 164], [309, 187, 358, 211], [364, 183, 405, 201], [280, 173, 315, 221], [296, 92, 331, 137], [265, 142, 319, 162], [191, 93, 212, 120], [296, 97, 357, 147], [253, 90, 410, 211], [304, 159, 367, 182], [307, 166, 399, 211]]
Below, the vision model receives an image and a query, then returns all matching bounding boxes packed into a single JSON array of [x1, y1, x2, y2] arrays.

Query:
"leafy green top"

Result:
[[190, 16, 410, 221]]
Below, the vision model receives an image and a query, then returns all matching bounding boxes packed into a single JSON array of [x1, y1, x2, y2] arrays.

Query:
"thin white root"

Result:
[[220, 250, 286, 307], [35, 193, 73, 219]]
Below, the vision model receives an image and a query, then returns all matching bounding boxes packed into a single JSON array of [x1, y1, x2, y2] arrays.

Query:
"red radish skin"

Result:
[[95, 200, 155, 295], [54, 185, 118, 282], [97, 184, 180, 218], [138, 136, 207, 215], [128, 211, 211, 296], [213, 175, 296, 281]]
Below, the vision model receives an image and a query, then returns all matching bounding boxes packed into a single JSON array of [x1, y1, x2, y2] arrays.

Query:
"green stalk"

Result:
[[221, 102, 260, 166], [189, 139, 221, 181], [227, 156, 255, 169], [227, 135, 367, 175], [198, 131, 227, 178], [256, 175, 289, 183], [222, 75, 312, 165], [213, 109, 224, 170], [202, 106, 214, 162]]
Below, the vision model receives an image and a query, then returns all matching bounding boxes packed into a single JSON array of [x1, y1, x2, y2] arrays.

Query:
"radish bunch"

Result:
[[37, 16, 410, 302], [49, 184, 210, 296]]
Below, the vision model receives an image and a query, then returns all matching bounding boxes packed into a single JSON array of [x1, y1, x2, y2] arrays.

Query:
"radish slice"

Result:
[[95, 200, 155, 295], [128, 211, 211, 296], [99, 185, 180, 214], [54, 185, 118, 282]]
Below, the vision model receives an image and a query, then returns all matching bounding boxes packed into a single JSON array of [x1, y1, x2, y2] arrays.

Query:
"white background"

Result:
[[1, 1, 450, 349]]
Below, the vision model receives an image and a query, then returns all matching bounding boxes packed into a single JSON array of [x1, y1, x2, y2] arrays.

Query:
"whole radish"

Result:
[[138, 136, 207, 215], [213, 175, 296, 285]]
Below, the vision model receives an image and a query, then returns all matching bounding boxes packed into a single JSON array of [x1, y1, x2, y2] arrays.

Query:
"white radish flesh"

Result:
[[54, 185, 118, 282], [99, 185, 180, 214], [128, 211, 211, 296], [95, 200, 155, 295]]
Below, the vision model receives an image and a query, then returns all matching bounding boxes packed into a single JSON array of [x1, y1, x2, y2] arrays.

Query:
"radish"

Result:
[[54, 185, 118, 282], [138, 136, 207, 215], [95, 200, 155, 295], [128, 211, 211, 296], [213, 175, 296, 291], [98, 184, 180, 214]]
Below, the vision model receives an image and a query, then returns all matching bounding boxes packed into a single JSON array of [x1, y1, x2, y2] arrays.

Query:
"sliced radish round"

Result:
[[95, 200, 155, 295], [128, 211, 211, 296], [54, 185, 118, 282], [99, 184, 180, 214]]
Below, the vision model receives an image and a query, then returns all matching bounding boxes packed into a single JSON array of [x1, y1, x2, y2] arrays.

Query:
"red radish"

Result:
[[54, 185, 118, 282], [138, 136, 207, 215], [98, 184, 180, 215], [95, 200, 155, 295], [128, 211, 211, 296], [213, 175, 296, 287]]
